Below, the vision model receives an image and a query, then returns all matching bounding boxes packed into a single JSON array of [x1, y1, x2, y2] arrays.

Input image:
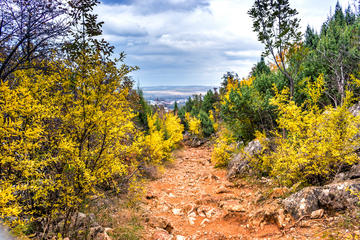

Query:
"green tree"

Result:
[[304, 25, 319, 50], [248, 0, 302, 97], [184, 96, 194, 113], [345, 5, 356, 25], [220, 72, 239, 95], [201, 90, 216, 113], [316, 3, 360, 106], [250, 57, 271, 77], [65, 0, 115, 60], [173, 101, 178, 115], [199, 110, 214, 137], [137, 89, 152, 130]]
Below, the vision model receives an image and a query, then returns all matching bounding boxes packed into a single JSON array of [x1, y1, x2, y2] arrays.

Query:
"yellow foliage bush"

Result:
[[141, 112, 183, 164], [163, 113, 184, 145], [209, 110, 219, 132], [185, 112, 202, 136], [254, 74, 360, 186], [211, 127, 236, 167], [0, 54, 150, 234]]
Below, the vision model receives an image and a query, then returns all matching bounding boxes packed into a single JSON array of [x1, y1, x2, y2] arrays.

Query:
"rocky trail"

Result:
[[141, 146, 331, 240]]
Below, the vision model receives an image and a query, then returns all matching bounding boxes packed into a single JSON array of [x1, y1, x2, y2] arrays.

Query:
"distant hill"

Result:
[[141, 85, 217, 100]]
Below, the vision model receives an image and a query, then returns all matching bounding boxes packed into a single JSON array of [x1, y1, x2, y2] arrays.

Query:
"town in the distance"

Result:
[[141, 85, 217, 111]]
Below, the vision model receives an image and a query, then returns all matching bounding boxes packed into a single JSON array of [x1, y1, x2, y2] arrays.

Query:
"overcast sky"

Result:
[[96, 0, 356, 87]]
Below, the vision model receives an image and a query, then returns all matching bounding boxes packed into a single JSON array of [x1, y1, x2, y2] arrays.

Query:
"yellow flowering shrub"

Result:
[[185, 112, 202, 136], [163, 113, 184, 146], [141, 112, 183, 164], [209, 110, 219, 132], [211, 127, 236, 167], [0, 54, 144, 235], [255, 74, 360, 186]]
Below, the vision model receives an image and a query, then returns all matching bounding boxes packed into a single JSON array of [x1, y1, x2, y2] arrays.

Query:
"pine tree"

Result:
[[345, 5, 356, 25], [173, 101, 178, 115], [250, 56, 271, 77], [304, 25, 319, 49]]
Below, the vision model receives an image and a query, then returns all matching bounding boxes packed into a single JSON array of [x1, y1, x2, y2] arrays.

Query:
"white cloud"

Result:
[[96, 0, 356, 86]]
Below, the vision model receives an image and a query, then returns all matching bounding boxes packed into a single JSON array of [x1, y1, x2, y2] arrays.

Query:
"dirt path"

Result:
[[142, 146, 323, 240]]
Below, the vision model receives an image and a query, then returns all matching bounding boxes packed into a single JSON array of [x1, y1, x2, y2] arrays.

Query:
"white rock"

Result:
[[176, 235, 186, 240], [163, 205, 170, 212], [206, 208, 216, 218], [188, 216, 196, 225], [172, 208, 183, 216], [188, 211, 197, 218], [277, 209, 286, 228], [200, 218, 210, 227]]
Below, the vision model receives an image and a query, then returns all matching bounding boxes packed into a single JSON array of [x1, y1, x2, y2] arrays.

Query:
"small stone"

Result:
[[172, 208, 183, 216], [200, 218, 210, 227], [222, 202, 245, 212], [176, 235, 186, 240], [146, 193, 157, 200], [198, 211, 206, 218], [196, 206, 212, 218], [163, 205, 170, 212], [90, 226, 105, 238], [104, 228, 113, 235], [206, 208, 217, 218], [299, 221, 311, 228], [211, 174, 219, 181], [260, 222, 265, 230], [152, 230, 173, 240], [188, 216, 196, 225], [311, 209, 324, 219], [216, 186, 231, 194], [277, 209, 286, 228], [188, 211, 197, 218], [94, 233, 111, 240], [148, 216, 169, 229]]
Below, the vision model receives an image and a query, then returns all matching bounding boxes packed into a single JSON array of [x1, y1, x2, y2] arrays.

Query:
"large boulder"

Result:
[[283, 179, 360, 219], [227, 140, 263, 180]]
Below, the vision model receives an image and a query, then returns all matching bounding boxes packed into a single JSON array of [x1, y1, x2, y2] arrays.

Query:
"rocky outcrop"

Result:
[[333, 164, 360, 183], [0, 227, 12, 240], [227, 153, 250, 180], [183, 132, 207, 147], [243, 139, 263, 155], [349, 101, 360, 117], [49, 212, 107, 240], [283, 179, 360, 219], [227, 140, 264, 180]]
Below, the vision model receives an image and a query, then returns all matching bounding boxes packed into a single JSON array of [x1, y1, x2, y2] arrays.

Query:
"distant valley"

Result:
[[141, 85, 217, 109]]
